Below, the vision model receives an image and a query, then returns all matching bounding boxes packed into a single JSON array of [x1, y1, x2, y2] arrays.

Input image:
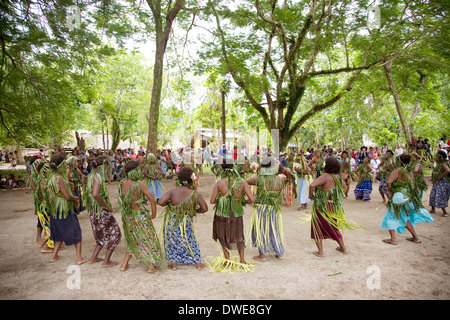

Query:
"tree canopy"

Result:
[[0, 0, 448, 153]]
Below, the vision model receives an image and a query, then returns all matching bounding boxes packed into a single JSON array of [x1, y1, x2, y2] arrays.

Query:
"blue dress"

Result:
[[162, 191, 201, 264], [148, 179, 163, 199], [380, 182, 434, 233]]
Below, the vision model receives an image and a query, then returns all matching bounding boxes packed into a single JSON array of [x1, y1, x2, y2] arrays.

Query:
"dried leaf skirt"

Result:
[[123, 211, 164, 268], [163, 213, 201, 264], [247, 204, 285, 256]]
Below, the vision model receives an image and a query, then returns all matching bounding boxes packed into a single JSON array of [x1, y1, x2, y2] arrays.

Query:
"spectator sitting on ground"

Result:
[[15, 175, 26, 188]]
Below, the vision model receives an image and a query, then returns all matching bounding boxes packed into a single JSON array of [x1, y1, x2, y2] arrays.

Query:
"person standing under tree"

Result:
[[66, 155, 85, 214], [309, 157, 362, 257], [428, 150, 450, 217], [45, 155, 89, 264], [158, 167, 208, 271], [339, 151, 353, 199], [294, 154, 311, 210], [377, 150, 395, 204], [118, 160, 164, 273], [354, 157, 374, 201], [381, 153, 434, 244], [144, 153, 163, 201], [83, 156, 122, 268], [246, 156, 286, 261], [208, 162, 255, 272]]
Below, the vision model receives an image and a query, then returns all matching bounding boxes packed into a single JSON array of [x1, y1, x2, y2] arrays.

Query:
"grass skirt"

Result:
[[163, 213, 201, 264], [148, 179, 163, 200], [247, 204, 285, 256], [123, 211, 164, 268], [380, 192, 434, 233]]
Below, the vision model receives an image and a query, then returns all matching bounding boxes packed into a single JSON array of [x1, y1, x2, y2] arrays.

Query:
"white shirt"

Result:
[[370, 159, 381, 170], [395, 147, 404, 157]]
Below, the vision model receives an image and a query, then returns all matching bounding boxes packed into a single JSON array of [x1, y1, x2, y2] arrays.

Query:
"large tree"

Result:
[[195, 0, 448, 148], [0, 0, 136, 148]]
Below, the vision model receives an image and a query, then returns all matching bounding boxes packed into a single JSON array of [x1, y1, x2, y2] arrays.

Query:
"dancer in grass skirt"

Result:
[[83, 156, 122, 268], [246, 155, 286, 261], [381, 153, 434, 245], [354, 157, 374, 201], [118, 160, 164, 273], [207, 163, 255, 272], [309, 157, 362, 257], [158, 167, 208, 270], [144, 153, 163, 201]]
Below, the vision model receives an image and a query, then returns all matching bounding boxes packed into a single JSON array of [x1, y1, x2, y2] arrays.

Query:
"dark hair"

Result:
[[386, 149, 394, 156], [124, 160, 139, 173], [341, 151, 348, 156], [324, 157, 341, 174], [178, 166, 194, 185], [49, 154, 66, 169], [29, 155, 39, 165], [399, 153, 411, 166], [37, 162, 46, 172], [436, 150, 447, 161], [92, 156, 108, 169]]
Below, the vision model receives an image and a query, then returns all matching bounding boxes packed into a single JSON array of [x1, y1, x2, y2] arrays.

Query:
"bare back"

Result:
[[310, 172, 335, 191]]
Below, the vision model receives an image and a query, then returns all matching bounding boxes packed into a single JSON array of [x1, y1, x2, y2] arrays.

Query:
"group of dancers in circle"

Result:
[[28, 146, 449, 273]]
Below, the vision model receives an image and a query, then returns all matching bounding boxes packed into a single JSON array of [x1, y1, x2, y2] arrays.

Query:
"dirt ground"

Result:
[[0, 172, 448, 300]]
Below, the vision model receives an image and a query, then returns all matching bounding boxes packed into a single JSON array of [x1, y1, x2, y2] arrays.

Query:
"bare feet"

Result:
[[336, 247, 348, 254], [120, 264, 128, 272], [382, 239, 397, 245], [378, 200, 386, 204], [36, 237, 44, 247], [312, 251, 324, 258], [253, 254, 266, 262], [89, 257, 104, 264], [39, 239, 48, 248], [50, 254, 61, 262], [274, 255, 283, 260], [406, 237, 421, 243], [77, 258, 89, 265], [196, 263, 204, 270], [102, 261, 118, 268], [171, 263, 177, 270], [40, 247, 53, 253]]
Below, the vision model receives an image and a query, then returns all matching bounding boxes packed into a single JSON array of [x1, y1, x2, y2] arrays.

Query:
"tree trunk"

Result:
[[145, 0, 185, 154], [383, 60, 411, 146], [221, 90, 226, 147], [111, 116, 121, 151]]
